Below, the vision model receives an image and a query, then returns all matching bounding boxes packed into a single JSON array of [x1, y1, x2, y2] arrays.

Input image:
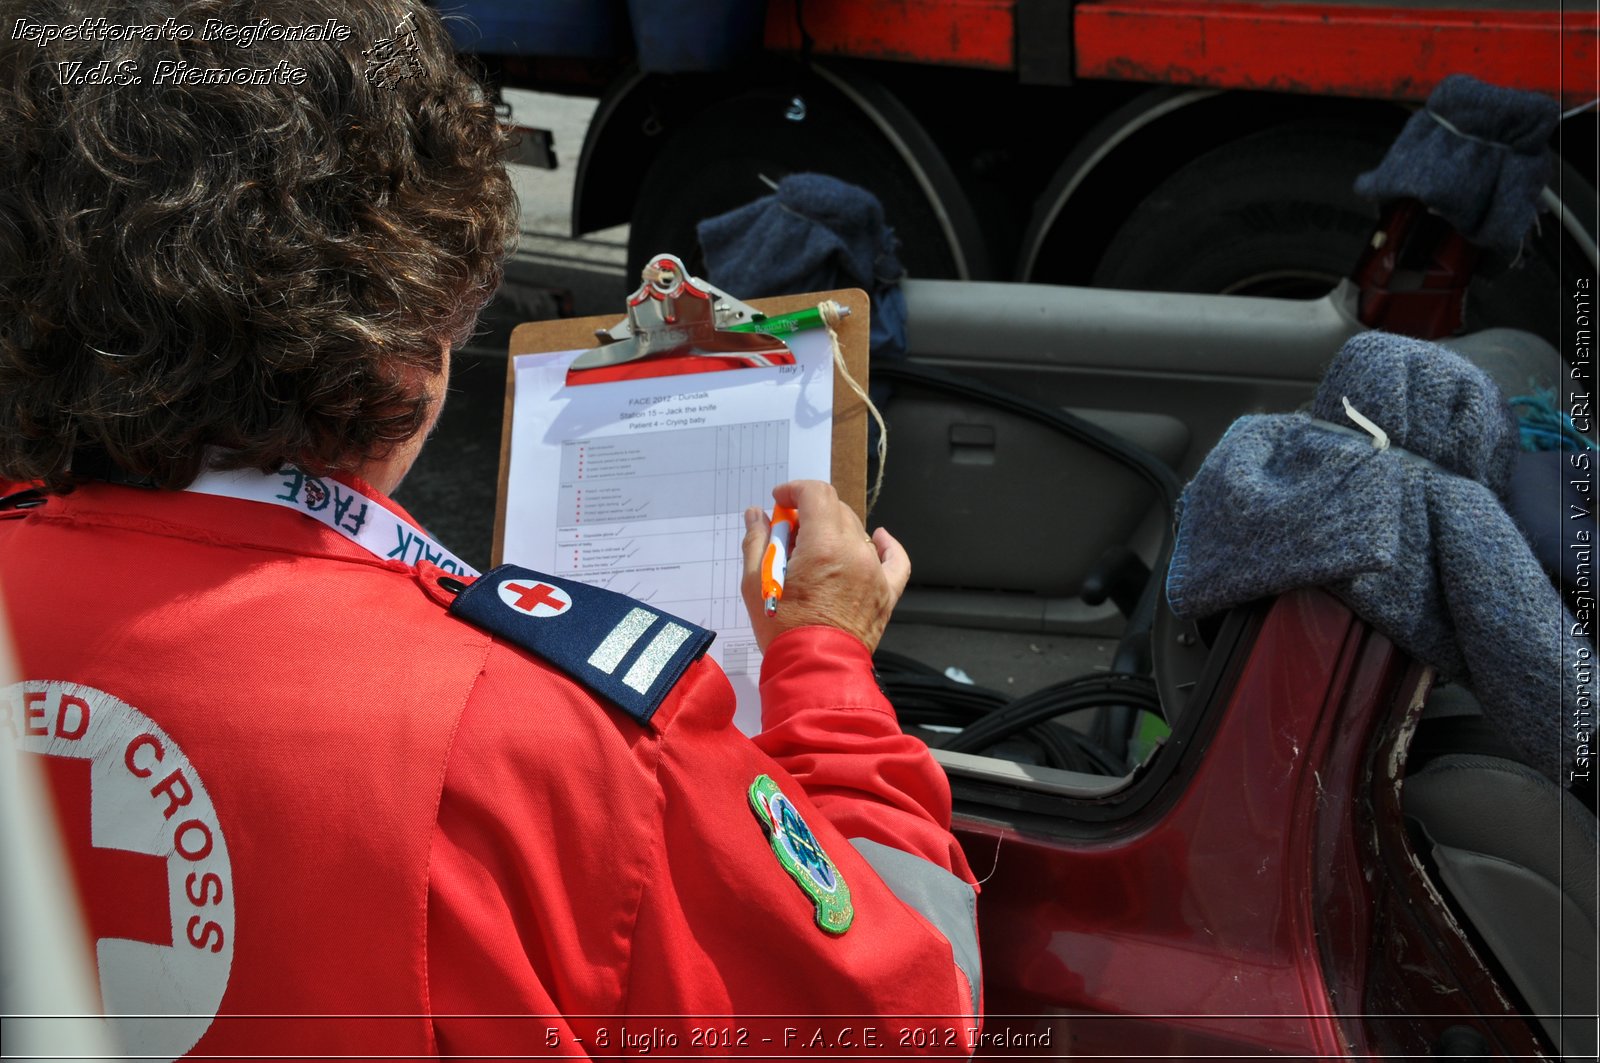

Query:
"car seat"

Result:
[[1403, 709, 1598, 1059]]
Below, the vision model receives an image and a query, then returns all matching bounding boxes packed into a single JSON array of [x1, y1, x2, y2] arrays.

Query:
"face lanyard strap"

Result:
[[184, 465, 480, 578]]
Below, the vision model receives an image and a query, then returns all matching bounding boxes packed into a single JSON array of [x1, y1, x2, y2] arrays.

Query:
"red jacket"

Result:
[[1, 479, 979, 1058]]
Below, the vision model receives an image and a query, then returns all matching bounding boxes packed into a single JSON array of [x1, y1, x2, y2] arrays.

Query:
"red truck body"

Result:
[[762, 0, 1595, 104], [457, 0, 1595, 345]]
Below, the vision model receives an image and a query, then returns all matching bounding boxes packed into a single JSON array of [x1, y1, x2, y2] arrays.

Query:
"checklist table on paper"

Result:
[[501, 329, 834, 734]]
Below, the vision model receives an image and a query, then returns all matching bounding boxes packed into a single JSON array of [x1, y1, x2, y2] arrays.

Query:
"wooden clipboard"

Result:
[[492, 286, 871, 566]]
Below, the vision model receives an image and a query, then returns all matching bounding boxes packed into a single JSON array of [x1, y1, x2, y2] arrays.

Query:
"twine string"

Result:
[[818, 300, 888, 513]]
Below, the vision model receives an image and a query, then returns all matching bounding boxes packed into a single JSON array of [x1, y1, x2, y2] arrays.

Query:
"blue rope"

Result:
[[1508, 391, 1596, 452]]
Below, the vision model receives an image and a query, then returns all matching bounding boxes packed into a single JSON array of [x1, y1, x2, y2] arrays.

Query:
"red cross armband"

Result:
[[445, 564, 715, 726]]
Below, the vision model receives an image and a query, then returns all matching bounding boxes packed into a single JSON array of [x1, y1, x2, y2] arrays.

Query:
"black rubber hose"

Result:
[[941, 674, 1160, 761], [881, 671, 1125, 773]]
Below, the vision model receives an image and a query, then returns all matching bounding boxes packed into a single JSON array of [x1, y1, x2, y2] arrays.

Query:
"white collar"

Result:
[[184, 464, 478, 577]]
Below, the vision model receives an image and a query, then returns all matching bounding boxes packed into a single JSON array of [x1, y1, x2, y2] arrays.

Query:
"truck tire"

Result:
[[624, 80, 978, 286], [1092, 120, 1594, 352], [1092, 121, 1390, 299]]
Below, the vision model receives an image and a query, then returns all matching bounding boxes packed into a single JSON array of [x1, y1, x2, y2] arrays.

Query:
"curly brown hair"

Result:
[[0, 0, 518, 491]]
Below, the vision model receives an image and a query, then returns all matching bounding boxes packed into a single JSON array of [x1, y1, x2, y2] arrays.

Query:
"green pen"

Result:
[[724, 302, 851, 336]]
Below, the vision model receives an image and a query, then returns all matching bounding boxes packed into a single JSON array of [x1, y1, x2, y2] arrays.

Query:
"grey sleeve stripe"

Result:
[[850, 837, 981, 1014]]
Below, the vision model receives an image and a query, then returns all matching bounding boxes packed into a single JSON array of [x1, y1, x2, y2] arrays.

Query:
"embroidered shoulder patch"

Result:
[[448, 564, 714, 726], [748, 774, 853, 934]]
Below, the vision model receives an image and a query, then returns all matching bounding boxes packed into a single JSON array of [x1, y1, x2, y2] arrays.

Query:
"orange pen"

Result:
[[760, 504, 798, 616]]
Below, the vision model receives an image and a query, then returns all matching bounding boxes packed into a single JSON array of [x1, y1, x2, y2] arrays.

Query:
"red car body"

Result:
[[954, 590, 1552, 1058]]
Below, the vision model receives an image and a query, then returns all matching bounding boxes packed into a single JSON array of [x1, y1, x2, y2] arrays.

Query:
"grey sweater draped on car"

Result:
[[1167, 331, 1588, 783]]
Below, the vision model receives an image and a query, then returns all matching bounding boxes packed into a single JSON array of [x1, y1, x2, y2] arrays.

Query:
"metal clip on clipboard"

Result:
[[565, 254, 797, 385]]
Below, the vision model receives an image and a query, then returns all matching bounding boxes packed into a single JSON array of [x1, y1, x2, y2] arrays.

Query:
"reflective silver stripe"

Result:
[[850, 838, 981, 1014], [587, 608, 657, 675], [622, 622, 691, 694]]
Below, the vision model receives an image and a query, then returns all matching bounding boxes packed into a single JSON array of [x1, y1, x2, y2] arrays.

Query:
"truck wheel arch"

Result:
[[571, 64, 991, 281], [1018, 88, 1412, 285]]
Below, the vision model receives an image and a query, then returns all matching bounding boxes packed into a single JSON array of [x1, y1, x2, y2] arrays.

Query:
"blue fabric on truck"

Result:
[[1354, 74, 1559, 258], [696, 172, 909, 364]]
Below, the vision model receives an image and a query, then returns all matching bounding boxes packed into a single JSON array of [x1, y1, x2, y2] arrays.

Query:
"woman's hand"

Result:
[[740, 480, 911, 654]]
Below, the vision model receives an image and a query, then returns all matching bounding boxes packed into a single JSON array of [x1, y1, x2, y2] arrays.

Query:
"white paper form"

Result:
[[501, 328, 834, 734]]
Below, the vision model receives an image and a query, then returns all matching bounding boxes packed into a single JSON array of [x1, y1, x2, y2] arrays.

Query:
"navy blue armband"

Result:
[[448, 564, 715, 726]]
